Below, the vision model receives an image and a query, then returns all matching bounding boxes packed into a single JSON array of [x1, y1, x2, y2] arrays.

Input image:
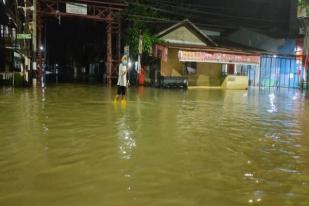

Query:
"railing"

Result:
[[0, 72, 14, 86]]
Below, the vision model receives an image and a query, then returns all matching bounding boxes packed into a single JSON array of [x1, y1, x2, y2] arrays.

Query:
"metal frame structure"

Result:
[[36, 0, 127, 86]]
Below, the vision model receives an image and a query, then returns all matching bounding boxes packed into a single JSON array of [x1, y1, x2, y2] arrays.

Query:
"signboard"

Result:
[[124, 45, 129, 56], [138, 35, 143, 54], [14, 52, 21, 58], [66, 3, 87, 15], [17, 33, 31, 39], [153, 44, 168, 62], [298, 0, 309, 17], [228, 77, 236, 81], [178, 50, 260, 65]]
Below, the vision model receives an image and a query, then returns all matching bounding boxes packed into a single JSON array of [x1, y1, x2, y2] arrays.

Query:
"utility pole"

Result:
[[137, 34, 143, 84], [32, 0, 37, 87]]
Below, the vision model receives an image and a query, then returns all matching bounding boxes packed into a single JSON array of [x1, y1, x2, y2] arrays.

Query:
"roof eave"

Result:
[[156, 19, 218, 47]]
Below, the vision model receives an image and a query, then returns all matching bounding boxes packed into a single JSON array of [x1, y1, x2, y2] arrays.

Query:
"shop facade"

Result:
[[153, 20, 261, 90], [259, 55, 301, 89]]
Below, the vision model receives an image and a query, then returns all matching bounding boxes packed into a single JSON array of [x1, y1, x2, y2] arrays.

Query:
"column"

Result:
[[37, 4, 43, 87], [106, 20, 112, 87]]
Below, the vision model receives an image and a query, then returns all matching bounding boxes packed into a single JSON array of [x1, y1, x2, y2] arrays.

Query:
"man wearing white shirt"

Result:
[[114, 55, 128, 102]]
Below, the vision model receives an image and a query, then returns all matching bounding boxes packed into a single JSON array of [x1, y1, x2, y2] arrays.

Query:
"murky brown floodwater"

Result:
[[0, 84, 309, 206]]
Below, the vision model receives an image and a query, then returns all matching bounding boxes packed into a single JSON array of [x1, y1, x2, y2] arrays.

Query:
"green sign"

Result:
[[124, 45, 129, 56], [138, 35, 143, 54], [17, 34, 32, 40]]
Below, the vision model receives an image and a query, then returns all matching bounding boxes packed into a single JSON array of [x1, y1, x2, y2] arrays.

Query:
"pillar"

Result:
[[37, 2, 43, 87], [106, 20, 112, 87], [117, 21, 121, 61]]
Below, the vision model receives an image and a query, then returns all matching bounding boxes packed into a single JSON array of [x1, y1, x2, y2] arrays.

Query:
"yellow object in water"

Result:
[[121, 99, 126, 108], [113, 99, 118, 105]]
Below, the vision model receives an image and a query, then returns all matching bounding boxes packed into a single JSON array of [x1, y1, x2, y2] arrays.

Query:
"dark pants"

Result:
[[117, 86, 126, 96]]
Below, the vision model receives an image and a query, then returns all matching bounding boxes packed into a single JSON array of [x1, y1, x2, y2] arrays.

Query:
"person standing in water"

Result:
[[114, 55, 128, 104]]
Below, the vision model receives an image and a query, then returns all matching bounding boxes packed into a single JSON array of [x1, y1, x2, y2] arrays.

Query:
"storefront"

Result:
[[259, 55, 300, 88], [153, 20, 261, 90], [0, 2, 16, 85]]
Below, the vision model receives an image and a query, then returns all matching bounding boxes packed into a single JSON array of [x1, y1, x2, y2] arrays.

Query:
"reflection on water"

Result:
[[117, 116, 136, 160], [0, 85, 309, 206]]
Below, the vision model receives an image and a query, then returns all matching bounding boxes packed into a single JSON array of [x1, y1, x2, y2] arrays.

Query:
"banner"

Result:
[[154, 44, 168, 62], [66, 3, 87, 15], [124, 45, 129, 56], [17, 34, 31, 40], [298, 0, 309, 18], [178, 50, 260, 65]]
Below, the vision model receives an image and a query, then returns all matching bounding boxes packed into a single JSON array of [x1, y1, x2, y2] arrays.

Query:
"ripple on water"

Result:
[[0, 86, 308, 206]]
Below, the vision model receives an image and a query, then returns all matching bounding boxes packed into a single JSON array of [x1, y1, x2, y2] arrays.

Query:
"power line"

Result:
[[141, 0, 236, 11], [126, 2, 274, 31], [142, 0, 284, 23], [122, 13, 244, 29]]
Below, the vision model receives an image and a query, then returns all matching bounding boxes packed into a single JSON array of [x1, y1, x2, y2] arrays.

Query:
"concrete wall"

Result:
[[160, 48, 183, 76], [160, 48, 249, 89], [188, 63, 222, 86], [222, 75, 249, 90], [161, 48, 223, 86], [161, 26, 207, 46], [227, 28, 296, 55]]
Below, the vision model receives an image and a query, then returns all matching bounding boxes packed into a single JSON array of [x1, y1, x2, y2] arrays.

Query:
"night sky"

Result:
[[45, 0, 295, 67], [46, 18, 106, 67], [136, 0, 295, 35]]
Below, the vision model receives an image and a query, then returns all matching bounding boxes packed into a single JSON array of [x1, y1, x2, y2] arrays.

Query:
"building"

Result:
[[0, 0, 32, 86], [296, 0, 309, 89], [228, 28, 304, 89], [0, 1, 16, 85], [152, 20, 261, 90]]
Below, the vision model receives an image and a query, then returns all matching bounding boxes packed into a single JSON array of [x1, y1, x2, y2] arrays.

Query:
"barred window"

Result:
[[4, 26, 9, 37], [0, 25, 3, 38], [12, 28, 16, 41]]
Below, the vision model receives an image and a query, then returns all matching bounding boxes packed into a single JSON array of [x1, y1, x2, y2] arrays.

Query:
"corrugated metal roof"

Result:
[[156, 19, 218, 47]]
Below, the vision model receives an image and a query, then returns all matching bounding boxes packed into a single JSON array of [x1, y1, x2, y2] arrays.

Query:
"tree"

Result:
[[299, 0, 309, 7], [299, 0, 309, 15], [123, 2, 160, 59]]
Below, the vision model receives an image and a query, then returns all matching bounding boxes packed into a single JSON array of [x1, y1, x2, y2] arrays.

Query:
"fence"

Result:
[[259, 56, 300, 89]]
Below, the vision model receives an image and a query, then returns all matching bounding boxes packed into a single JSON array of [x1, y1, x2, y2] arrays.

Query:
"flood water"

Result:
[[0, 84, 309, 206]]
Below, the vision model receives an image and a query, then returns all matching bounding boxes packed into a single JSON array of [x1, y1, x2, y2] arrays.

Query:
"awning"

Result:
[[178, 50, 260, 65]]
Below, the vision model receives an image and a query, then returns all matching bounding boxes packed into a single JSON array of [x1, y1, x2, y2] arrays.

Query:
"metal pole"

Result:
[[259, 58, 262, 89], [278, 57, 282, 88], [254, 65, 257, 86], [117, 21, 121, 61], [13, 21, 16, 88], [31, 0, 38, 87], [12, 71, 15, 87], [283, 58, 286, 87], [106, 20, 112, 87], [289, 58, 292, 88], [137, 34, 143, 84], [32, 0, 37, 54], [293, 58, 296, 88], [32, 0, 37, 82], [43, 21, 47, 87], [268, 57, 273, 90], [274, 57, 278, 89], [33, 0, 37, 54], [37, 1, 43, 88]]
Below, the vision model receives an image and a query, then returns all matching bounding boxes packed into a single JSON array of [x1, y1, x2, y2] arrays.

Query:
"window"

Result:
[[4, 26, 8, 37], [12, 28, 16, 41], [0, 25, 3, 38], [227, 64, 235, 74], [185, 62, 197, 74]]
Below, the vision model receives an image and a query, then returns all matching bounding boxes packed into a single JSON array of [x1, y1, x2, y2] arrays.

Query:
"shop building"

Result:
[[152, 20, 261, 90]]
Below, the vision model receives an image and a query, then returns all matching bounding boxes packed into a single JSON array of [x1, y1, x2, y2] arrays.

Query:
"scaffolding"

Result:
[[298, 0, 309, 89], [34, 0, 127, 87]]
